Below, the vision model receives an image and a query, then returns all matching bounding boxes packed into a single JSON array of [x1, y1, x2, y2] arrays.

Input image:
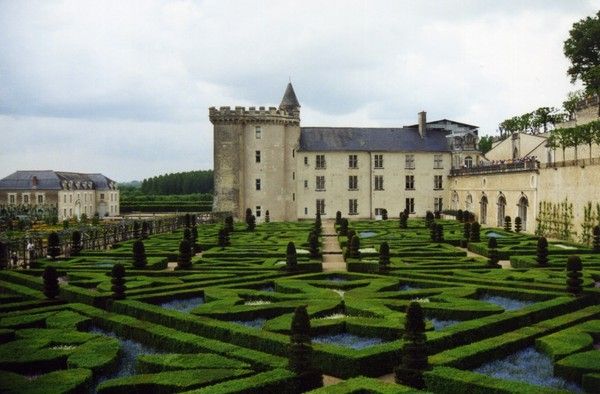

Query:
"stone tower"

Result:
[[210, 83, 301, 221]]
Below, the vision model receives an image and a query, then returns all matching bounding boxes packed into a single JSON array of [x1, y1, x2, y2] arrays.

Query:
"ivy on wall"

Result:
[[535, 199, 575, 241], [580, 202, 600, 245]]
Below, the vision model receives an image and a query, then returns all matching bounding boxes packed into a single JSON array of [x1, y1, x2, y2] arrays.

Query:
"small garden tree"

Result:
[[286, 241, 297, 271], [191, 225, 200, 253], [463, 222, 471, 241], [71, 231, 82, 256], [456, 209, 464, 222], [566, 255, 583, 296], [347, 230, 356, 245], [429, 223, 437, 242], [487, 237, 500, 268], [395, 302, 429, 389], [537, 237, 549, 267], [288, 306, 323, 391], [335, 211, 342, 225], [593, 225, 600, 252], [245, 208, 252, 224], [247, 214, 256, 231], [177, 239, 192, 269], [425, 211, 434, 229], [132, 239, 147, 269], [47, 232, 61, 260], [340, 218, 349, 236], [399, 212, 408, 229], [133, 221, 141, 238], [42, 266, 60, 299], [315, 212, 322, 234], [349, 235, 361, 259], [218, 228, 229, 249], [504, 216, 512, 232], [184, 213, 191, 228], [224, 216, 234, 233], [379, 242, 390, 272], [308, 231, 319, 259], [470, 222, 481, 242], [435, 224, 444, 243], [434, 211, 441, 219], [111, 263, 126, 300], [514, 217, 522, 233], [265, 210, 270, 223], [183, 228, 192, 243]]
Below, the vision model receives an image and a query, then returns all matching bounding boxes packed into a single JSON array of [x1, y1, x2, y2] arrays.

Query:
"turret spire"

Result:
[[279, 82, 301, 111]]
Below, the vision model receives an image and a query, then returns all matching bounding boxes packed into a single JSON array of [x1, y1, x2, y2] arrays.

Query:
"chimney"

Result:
[[418, 111, 427, 139]]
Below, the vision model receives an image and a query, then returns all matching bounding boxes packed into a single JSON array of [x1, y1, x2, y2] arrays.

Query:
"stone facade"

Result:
[[211, 84, 477, 221], [0, 171, 119, 221]]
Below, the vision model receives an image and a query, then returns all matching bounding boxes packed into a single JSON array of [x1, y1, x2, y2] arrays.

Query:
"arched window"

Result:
[[513, 147, 519, 160], [518, 195, 528, 231], [464, 156, 473, 168], [480, 195, 488, 225], [497, 195, 506, 226], [466, 194, 473, 211], [452, 192, 459, 210]]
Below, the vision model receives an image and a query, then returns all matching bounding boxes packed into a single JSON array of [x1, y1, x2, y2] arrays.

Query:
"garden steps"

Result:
[[322, 220, 346, 272]]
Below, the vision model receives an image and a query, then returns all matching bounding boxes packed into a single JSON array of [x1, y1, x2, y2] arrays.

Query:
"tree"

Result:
[[184, 213, 191, 228], [0, 241, 7, 269], [488, 237, 500, 268], [245, 208, 253, 229], [111, 263, 126, 300], [463, 222, 471, 241], [308, 231, 319, 259], [395, 302, 429, 389], [399, 212, 408, 229], [265, 210, 270, 223], [288, 306, 323, 391], [566, 255, 583, 296], [133, 221, 140, 239], [514, 217, 522, 233], [247, 214, 256, 231], [379, 242, 390, 272], [429, 223, 437, 242], [286, 242, 297, 271], [470, 222, 481, 242], [191, 225, 200, 253], [183, 227, 192, 243], [224, 216, 234, 233], [315, 211, 322, 234], [537, 237, 549, 267], [177, 239, 192, 269], [593, 225, 600, 252], [425, 211, 434, 229], [564, 11, 600, 116], [478, 135, 494, 154], [71, 231, 82, 256], [339, 218, 349, 236], [132, 239, 147, 269], [504, 216, 512, 232], [435, 224, 444, 243], [141, 221, 149, 239], [563, 90, 585, 120], [335, 211, 342, 226], [218, 228, 229, 249], [42, 266, 60, 299], [456, 209, 464, 223], [47, 232, 61, 260], [349, 235, 361, 259], [381, 209, 388, 220]]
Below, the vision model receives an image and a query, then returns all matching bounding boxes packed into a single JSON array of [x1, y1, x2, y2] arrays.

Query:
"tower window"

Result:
[[374, 175, 384, 190], [348, 175, 358, 190], [316, 176, 325, 191], [316, 155, 326, 169], [256, 179, 261, 191], [349, 199, 358, 215], [374, 154, 383, 169], [256, 206, 261, 217], [434, 175, 443, 190], [405, 175, 414, 190], [348, 154, 358, 169], [304, 156, 308, 165], [255, 150, 261, 163], [255, 126, 262, 139], [304, 180, 308, 188], [316, 199, 325, 215], [405, 198, 415, 214]]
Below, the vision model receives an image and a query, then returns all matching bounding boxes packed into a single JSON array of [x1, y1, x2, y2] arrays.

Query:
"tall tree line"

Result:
[[140, 170, 213, 195]]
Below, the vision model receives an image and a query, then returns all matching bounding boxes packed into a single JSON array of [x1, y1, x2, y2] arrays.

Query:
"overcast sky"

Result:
[[1, 0, 599, 182]]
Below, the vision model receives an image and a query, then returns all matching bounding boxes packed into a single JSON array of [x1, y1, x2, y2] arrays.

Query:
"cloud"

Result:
[[0, 0, 599, 180]]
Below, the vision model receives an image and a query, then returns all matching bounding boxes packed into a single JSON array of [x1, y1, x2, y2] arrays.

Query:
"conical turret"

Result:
[[279, 82, 301, 112]]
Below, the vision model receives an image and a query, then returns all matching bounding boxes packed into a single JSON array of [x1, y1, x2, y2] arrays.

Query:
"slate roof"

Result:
[[279, 82, 301, 110], [0, 171, 116, 190], [298, 127, 451, 152]]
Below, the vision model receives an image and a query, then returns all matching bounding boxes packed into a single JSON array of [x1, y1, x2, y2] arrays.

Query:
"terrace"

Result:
[[449, 159, 539, 176]]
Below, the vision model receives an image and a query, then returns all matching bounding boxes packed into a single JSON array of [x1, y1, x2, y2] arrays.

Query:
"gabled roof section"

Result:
[[406, 119, 479, 130], [299, 127, 451, 152], [0, 171, 117, 190], [279, 82, 300, 111]]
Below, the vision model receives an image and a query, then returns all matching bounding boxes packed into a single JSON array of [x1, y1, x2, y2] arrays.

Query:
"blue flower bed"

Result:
[[231, 318, 267, 329], [359, 231, 377, 238], [327, 276, 348, 282], [486, 232, 504, 238], [89, 326, 159, 391], [473, 347, 582, 392], [430, 318, 460, 331], [400, 284, 421, 291], [159, 296, 205, 313], [479, 295, 534, 311], [313, 333, 385, 350], [260, 285, 275, 292]]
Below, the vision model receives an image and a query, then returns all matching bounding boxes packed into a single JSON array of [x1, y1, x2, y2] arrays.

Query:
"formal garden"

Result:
[[1, 211, 599, 393]]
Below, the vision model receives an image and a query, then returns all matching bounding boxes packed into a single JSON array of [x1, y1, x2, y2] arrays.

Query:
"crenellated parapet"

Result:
[[209, 106, 300, 125]]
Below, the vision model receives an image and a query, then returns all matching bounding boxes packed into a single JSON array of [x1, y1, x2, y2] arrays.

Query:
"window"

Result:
[[434, 197, 443, 213], [70, 194, 73, 203], [37, 194, 44, 204], [374, 175, 384, 190], [64, 195, 67, 203], [375, 208, 385, 216], [374, 154, 383, 169], [256, 206, 261, 217], [69, 208, 72, 217], [255, 150, 261, 163], [405, 154, 415, 169], [292, 149, 295, 157], [293, 193, 295, 201], [304, 180, 308, 188], [8, 194, 16, 204], [255, 179, 261, 191], [434, 175, 443, 190], [304, 156, 308, 165], [349, 199, 358, 215], [99, 194, 104, 201], [348, 175, 358, 190], [405, 175, 414, 190], [348, 154, 358, 169], [23, 194, 29, 204], [63, 208, 66, 217], [85, 194, 88, 202], [316, 155, 326, 169], [434, 154, 443, 169], [255, 126, 262, 139], [304, 207, 308, 215], [405, 198, 415, 214], [464, 156, 473, 168], [316, 176, 325, 191], [292, 172, 295, 180], [316, 199, 325, 215]]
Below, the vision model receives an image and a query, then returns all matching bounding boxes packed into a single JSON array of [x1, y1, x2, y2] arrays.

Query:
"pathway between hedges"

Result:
[[322, 220, 347, 272]]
